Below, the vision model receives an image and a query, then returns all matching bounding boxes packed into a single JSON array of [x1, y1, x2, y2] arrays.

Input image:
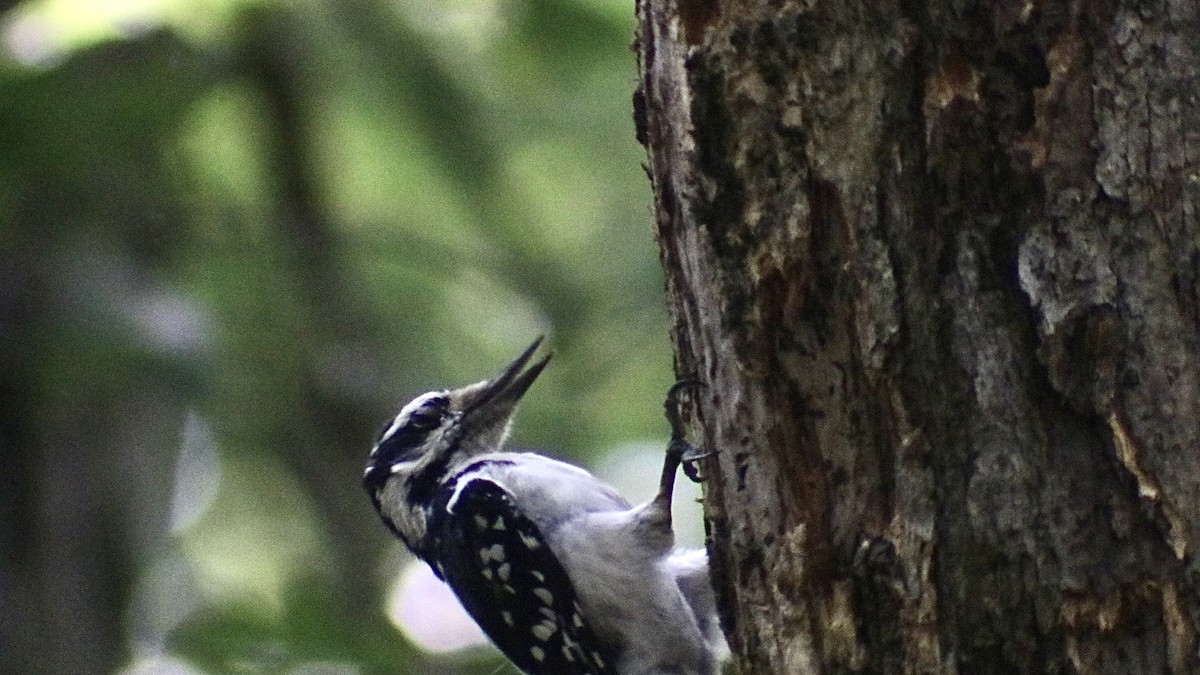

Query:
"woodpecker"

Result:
[[363, 338, 723, 674]]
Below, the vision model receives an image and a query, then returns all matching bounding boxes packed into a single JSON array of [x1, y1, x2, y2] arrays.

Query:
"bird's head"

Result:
[[363, 337, 551, 497]]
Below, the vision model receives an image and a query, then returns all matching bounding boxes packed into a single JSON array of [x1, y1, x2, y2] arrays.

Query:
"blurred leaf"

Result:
[[2, 29, 213, 174], [170, 574, 432, 674], [168, 601, 285, 673]]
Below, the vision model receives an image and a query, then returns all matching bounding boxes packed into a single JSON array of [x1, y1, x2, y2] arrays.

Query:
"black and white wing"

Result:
[[427, 476, 617, 675]]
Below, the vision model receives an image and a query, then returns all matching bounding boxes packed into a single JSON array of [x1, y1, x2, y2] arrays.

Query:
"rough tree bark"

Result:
[[636, 0, 1200, 672]]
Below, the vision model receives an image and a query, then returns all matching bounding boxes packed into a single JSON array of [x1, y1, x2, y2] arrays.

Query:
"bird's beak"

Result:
[[462, 337, 552, 420]]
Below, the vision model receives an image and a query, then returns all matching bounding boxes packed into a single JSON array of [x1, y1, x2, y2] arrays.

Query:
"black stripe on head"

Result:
[[363, 394, 450, 492]]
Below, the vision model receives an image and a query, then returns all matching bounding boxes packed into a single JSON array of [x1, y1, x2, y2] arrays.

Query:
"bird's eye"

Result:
[[407, 395, 449, 430], [375, 393, 450, 449], [408, 408, 441, 429]]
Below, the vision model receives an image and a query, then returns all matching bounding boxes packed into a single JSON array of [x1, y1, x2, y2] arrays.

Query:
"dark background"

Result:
[[0, 1, 687, 672]]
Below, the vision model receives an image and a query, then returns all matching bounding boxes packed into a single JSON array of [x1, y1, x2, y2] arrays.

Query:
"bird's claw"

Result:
[[665, 379, 712, 484], [681, 446, 715, 483]]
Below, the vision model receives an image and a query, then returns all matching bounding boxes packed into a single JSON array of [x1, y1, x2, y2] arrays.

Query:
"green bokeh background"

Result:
[[0, 1, 676, 672]]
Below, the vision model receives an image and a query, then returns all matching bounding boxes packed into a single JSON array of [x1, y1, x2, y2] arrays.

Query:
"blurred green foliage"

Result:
[[0, 1, 673, 673]]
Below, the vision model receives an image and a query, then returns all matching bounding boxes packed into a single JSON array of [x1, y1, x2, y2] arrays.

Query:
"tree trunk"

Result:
[[636, 0, 1200, 672]]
